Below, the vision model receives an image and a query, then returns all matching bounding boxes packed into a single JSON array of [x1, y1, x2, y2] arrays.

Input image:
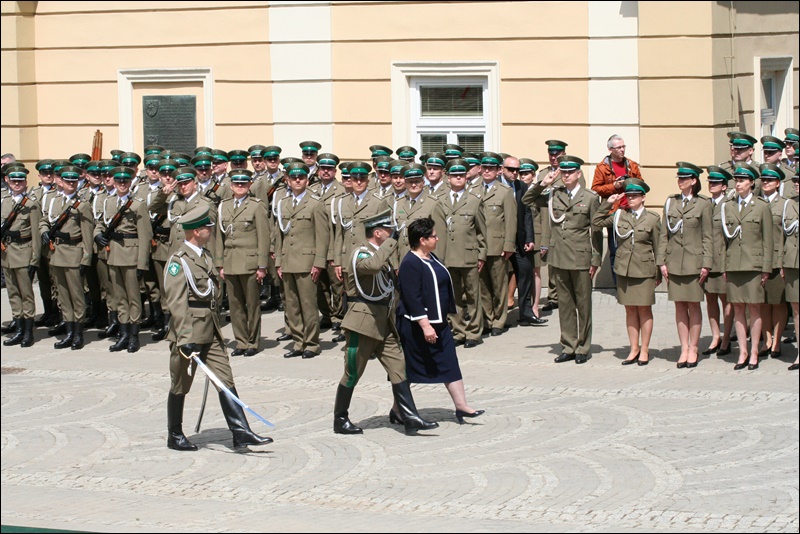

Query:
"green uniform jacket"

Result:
[[593, 202, 661, 278], [334, 192, 391, 269], [709, 197, 726, 274], [40, 194, 94, 267], [394, 192, 446, 260], [94, 195, 153, 270], [765, 194, 787, 270], [214, 196, 270, 274], [720, 196, 773, 273], [434, 190, 486, 268], [471, 180, 517, 256], [656, 195, 713, 275], [782, 197, 798, 269], [1, 191, 41, 269], [275, 193, 330, 273], [310, 180, 344, 263]]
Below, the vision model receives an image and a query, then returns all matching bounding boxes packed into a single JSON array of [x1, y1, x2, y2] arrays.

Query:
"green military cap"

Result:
[[85, 161, 101, 173], [733, 162, 759, 180], [498, 152, 512, 162], [190, 154, 213, 168], [374, 156, 392, 171], [784, 128, 799, 143], [35, 159, 54, 172], [172, 166, 197, 183], [545, 139, 568, 153], [339, 162, 352, 178], [396, 146, 418, 161], [281, 157, 302, 169], [111, 166, 136, 181], [248, 144, 267, 158], [110, 149, 124, 162], [6, 165, 30, 180], [194, 146, 213, 156], [317, 153, 340, 168], [229, 169, 254, 183], [369, 145, 393, 158], [144, 145, 165, 156], [179, 204, 214, 230], [623, 177, 649, 194], [119, 152, 142, 166], [227, 149, 249, 163], [759, 162, 785, 181], [402, 162, 426, 180], [424, 152, 446, 167], [445, 159, 469, 175], [69, 153, 91, 168], [58, 165, 82, 181], [519, 158, 539, 173], [419, 152, 431, 165], [99, 160, 116, 173], [263, 146, 282, 158], [211, 149, 229, 162], [462, 152, 481, 167], [158, 159, 178, 173], [479, 152, 503, 166], [52, 159, 71, 173], [675, 161, 703, 178], [389, 159, 405, 175], [727, 131, 757, 148], [363, 208, 394, 230], [144, 154, 161, 167], [706, 165, 732, 183], [347, 161, 372, 176], [760, 135, 785, 151], [299, 141, 322, 153], [557, 155, 584, 170], [286, 162, 310, 177], [443, 143, 464, 159]]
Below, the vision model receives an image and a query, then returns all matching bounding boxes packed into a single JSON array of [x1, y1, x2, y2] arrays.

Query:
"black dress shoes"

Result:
[[490, 328, 503, 336], [231, 348, 246, 357], [789, 363, 799, 371], [464, 339, 478, 348], [453, 338, 465, 346], [331, 321, 342, 331], [302, 350, 317, 359], [716, 345, 732, 356], [244, 349, 258, 357], [784, 334, 796, 343], [638, 358, 650, 366], [748, 362, 759, 370], [702, 344, 719, 355], [575, 354, 588, 364], [319, 318, 333, 330], [541, 302, 558, 311], [770, 351, 782, 359], [283, 349, 303, 358], [677, 361, 688, 369], [518, 315, 547, 326], [685, 360, 697, 368], [554, 353, 575, 363], [276, 333, 292, 342], [332, 333, 346, 342]]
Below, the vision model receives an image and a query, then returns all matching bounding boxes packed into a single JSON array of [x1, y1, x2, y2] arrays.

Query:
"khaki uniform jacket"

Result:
[[782, 197, 798, 269], [341, 237, 399, 341], [310, 180, 344, 262], [471, 180, 517, 257], [164, 192, 216, 255], [275, 193, 330, 273], [140, 183, 171, 262], [1, 192, 41, 269], [709, 197, 726, 274], [214, 196, 270, 274], [334, 192, 391, 269], [720, 159, 762, 199], [394, 192, 446, 259], [779, 162, 796, 199], [593, 202, 661, 278], [163, 242, 222, 346], [94, 195, 153, 270], [90, 188, 115, 259], [720, 196, 773, 273], [434, 190, 487, 268], [765, 193, 787, 270], [40, 194, 94, 268], [427, 181, 451, 201], [197, 178, 227, 207], [523, 184, 602, 270], [656, 195, 713, 275]]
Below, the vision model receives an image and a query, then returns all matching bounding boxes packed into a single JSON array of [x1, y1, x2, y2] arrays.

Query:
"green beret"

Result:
[[119, 152, 142, 166], [144, 145, 165, 156], [347, 161, 372, 176], [425, 153, 446, 167], [317, 153, 340, 168], [286, 162, 310, 177], [6, 165, 30, 180], [363, 208, 394, 230], [172, 166, 197, 183], [69, 153, 91, 167], [229, 169, 254, 183], [211, 149, 229, 162], [623, 178, 649, 194], [784, 128, 799, 142], [111, 166, 136, 181], [227, 150, 249, 162], [760, 135, 785, 151], [396, 146, 418, 160], [369, 145, 392, 158], [180, 204, 213, 230], [35, 159, 54, 172], [519, 158, 539, 173], [733, 163, 759, 180], [263, 146, 282, 158], [299, 141, 322, 153], [58, 165, 82, 181], [110, 149, 124, 162], [194, 146, 213, 156], [445, 159, 469, 175], [443, 143, 464, 159], [374, 156, 392, 171], [759, 163, 784, 181], [479, 152, 502, 166], [675, 161, 703, 178], [403, 162, 426, 180], [248, 145, 267, 158], [557, 155, 584, 170], [545, 139, 568, 153], [706, 165, 732, 182], [727, 131, 757, 148], [190, 155, 212, 168]]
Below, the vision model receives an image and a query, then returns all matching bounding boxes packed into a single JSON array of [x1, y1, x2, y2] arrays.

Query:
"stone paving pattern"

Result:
[[2, 287, 798, 532]]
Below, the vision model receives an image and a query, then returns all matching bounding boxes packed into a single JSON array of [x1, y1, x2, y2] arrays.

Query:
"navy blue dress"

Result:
[[396, 251, 462, 383]]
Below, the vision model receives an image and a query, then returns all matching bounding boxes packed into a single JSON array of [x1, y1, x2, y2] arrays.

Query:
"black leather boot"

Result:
[[3, 318, 25, 346], [83, 297, 100, 328], [109, 323, 130, 352], [98, 311, 119, 339], [20, 318, 35, 348], [53, 321, 75, 349], [167, 393, 198, 451], [127, 323, 140, 353], [152, 312, 170, 341], [94, 300, 108, 330], [71, 321, 84, 350], [34, 299, 52, 327], [147, 301, 164, 332], [48, 314, 67, 336], [1, 318, 18, 334], [333, 384, 363, 434], [219, 388, 273, 448], [140, 296, 156, 328], [392, 381, 439, 435]]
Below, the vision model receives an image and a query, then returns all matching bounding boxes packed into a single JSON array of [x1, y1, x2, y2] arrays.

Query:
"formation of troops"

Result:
[[2, 128, 798, 447]]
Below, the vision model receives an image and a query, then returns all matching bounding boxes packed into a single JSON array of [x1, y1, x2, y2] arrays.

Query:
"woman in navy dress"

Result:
[[396, 217, 484, 424]]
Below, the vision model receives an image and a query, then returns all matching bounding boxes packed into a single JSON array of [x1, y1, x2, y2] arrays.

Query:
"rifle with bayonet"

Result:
[[0, 196, 30, 251]]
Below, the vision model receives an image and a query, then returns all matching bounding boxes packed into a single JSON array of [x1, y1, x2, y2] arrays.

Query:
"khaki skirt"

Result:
[[726, 271, 765, 304], [532, 250, 543, 268], [704, 272, 727, 295], [764, 269, 786, 305], [667, 273, 705, 303], [785, 268, 799, 303], [617, 275, 656, 306]]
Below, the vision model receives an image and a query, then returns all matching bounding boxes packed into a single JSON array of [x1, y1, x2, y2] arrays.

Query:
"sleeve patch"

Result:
[[168, 262, 181, 276], [357, 252, 371, 260]]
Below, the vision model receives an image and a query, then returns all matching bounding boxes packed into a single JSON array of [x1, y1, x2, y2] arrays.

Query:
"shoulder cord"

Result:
[[614, 209, 635, 245], [339, 197, 353, 230], [166, 194, 180, 223], [548, 191, 566, 224], [351, 246, 394, 302], [664, 197, 683, 235], [102, 196, 116, 225], [392, 197, 407, 232], [92, 193, 103, 220], [217, 202, 233, 236], [47, 196, 60, 224], [179, 255, 214, 298], [275, 196, 292, 234], [782, 199, 798, 235], [329, 195, 338, 225], [719, 201, 742, 240]]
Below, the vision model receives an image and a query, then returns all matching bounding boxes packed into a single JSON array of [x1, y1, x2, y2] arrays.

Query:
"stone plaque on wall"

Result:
[[142, 95, 197, 154]]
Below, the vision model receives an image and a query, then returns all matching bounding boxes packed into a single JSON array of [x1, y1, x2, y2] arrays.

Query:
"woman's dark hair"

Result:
[[408, 217, 435, 249], [691, 177, 702, 196]]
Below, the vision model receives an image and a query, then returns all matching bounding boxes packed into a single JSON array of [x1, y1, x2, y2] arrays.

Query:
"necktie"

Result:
[[682, 198, 688, 208], [293, 197, 299, 208], [484, 184, 490, 194], [410, 199, 416, 208], [739, 199, 745, 212], [234, 200, 241, 212], [452, 192, 459, 206]]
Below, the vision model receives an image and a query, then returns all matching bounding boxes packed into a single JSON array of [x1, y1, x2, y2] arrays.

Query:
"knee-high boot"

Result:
[[392, 381, 439, 435], [167, 393, 197, 451], [218, 387, 273, 448], [333, 384, 363, 434]]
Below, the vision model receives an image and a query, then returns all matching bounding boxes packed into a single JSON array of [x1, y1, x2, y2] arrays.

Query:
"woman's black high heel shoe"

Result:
[[455, 409, 485, 424], [389, 410, 403, 425], [622, 352, 640, 365]]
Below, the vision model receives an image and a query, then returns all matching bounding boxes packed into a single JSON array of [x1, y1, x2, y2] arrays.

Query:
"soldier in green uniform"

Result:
[[369, 145, 393, 189], [163, 204, 272, 451], [424, 152, 450, 200], [29, 159, 59, 327], [80, 160, 106, 329], [275, 162, 330, 358], [1, 165, 40, 347], [394, 163, 446, 260], [443, 143, 464, 161], [780, 172, 798, 370], [94, 166, 153, 353], [720, 132, 761, 198], [150, 158, 179, 341], [40, 165, 94, 349], [95, 160, 122, 339], [471, 152, 516, 337], [782, 129, 798, 174], [395, 146, 418, 163], [299, 141, 321, 185], [523, 155, 602, 364], [435, 159, 486, 348], [334, 208, 438, 436], [215, 169, 269, 356], [372, 156, 394, 198]]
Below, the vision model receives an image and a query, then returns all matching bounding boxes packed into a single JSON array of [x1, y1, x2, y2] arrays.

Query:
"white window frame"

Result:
[[391, 62, 500, 152], [753, 57, 793, 139]]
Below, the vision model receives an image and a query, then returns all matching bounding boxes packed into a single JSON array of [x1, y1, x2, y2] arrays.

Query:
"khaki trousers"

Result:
[[448, 265, 483, 342], [341, 330, 406, 388], [227, 272, 262, 350], [4, 266, 35, 319], [53, 265, 85, 322], [480, 255, 509, 330], [283, 271, 320, 353], [552, 266, 593, 355], [110, 265, 142, 324], [169, 339, 234, 395]]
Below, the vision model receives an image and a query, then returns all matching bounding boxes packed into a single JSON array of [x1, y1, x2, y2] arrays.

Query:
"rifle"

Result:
[[101, 198, 133, 252], [0, 196, 30, 252], [91, 130, 103, 161], [45, 198, 81, 252], [204, 180, 221, 199], [150, 212, 168, 249], [266, 175, 285, 203]]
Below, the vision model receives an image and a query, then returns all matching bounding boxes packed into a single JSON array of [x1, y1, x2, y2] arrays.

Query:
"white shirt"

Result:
[[291, 191, 306, 206], [764, 191, 778, 203], [184, 191, 198, 203], [354, 191, 369, 205], [632, 207, 645, 219], [567, 184, 581, 199], [738, 193, 753, 207], [184, 240, 204, 259], [451, 190, 462, 205]]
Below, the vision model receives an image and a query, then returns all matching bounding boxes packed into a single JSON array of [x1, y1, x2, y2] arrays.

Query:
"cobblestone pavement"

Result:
[[2, 287, 798, 532]]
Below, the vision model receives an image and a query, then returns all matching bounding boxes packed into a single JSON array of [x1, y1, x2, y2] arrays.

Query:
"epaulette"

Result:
[[697, 194, 710, 201], [585, 189, 597, 196], [310, 194, 321, 201], [754, 196, 769, 203], [496, 181, 511, 189], [250, 197, 262, 203]]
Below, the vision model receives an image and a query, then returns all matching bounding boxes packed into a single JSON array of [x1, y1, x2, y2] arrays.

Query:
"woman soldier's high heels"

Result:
[[455, 409, 485, 424]]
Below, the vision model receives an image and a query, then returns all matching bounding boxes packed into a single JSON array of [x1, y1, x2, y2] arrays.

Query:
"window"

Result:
[[756, 57, 793, 139], [411, 79, 488, 155], [761, 74, 775, 136]]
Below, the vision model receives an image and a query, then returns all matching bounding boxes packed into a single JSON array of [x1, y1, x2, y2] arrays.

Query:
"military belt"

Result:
[[188, 300, 216, 310], [110, 232, 138, 240], [154, 227, 170, 237], [54, 236, 81, 246], [350, 296, 391, 306], [3, 234, 32, 244]]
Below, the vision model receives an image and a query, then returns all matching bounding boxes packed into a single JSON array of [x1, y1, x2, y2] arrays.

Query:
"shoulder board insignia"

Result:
[[311, 194, 321, 201], [586, 189, 597, 196], [167, 262, 181, 276]]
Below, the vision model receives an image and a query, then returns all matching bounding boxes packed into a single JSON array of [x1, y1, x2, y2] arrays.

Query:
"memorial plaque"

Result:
[[142, 95, 197, 154]]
